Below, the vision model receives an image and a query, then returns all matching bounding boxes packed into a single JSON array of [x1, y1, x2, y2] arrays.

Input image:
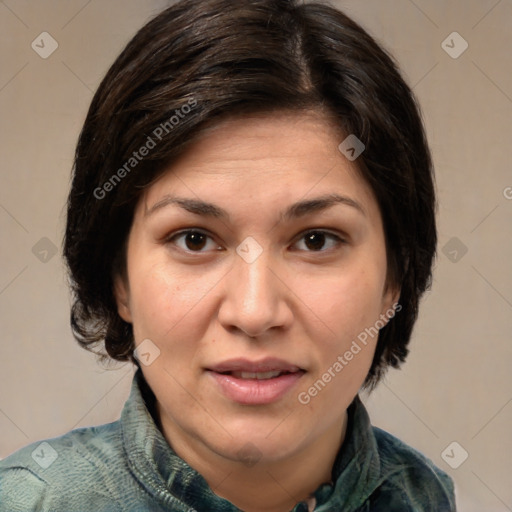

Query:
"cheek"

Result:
[[297, 266, 385, 399], [127, 259, 212, 342], [297, 271, 382, 414], [298, 266, 385, 342]]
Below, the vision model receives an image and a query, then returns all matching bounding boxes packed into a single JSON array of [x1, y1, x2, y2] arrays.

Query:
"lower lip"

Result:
[[208, 371, 304, 405]]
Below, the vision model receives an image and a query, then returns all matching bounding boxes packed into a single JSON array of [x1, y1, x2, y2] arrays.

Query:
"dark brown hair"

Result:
[[64, 0, 436, 389]]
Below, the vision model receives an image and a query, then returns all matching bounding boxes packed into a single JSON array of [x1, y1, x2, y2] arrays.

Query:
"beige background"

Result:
[[1, 1, 511, 511]]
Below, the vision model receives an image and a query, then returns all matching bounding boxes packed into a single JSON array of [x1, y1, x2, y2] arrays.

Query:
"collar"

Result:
[[313, 389, 382, 509], [121, 368, 382, 511]]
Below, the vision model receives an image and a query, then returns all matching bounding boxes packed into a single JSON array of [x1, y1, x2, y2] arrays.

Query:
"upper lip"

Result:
[[207, 357, 304, 373]]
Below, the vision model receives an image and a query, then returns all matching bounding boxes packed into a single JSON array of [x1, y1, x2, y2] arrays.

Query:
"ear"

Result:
[[380, 282, 401, 324], [113, 273, 132, 323]]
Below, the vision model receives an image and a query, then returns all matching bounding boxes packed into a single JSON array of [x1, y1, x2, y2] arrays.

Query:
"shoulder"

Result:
[[0, 420, 127, 512], [370, 426, 456, 511]]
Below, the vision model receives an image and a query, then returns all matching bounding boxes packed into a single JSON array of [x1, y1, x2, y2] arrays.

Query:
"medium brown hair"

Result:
[[64, 0, 436, 389]]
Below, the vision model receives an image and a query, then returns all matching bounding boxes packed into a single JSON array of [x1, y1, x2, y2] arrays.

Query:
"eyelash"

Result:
[[165, 229, 346, 255]]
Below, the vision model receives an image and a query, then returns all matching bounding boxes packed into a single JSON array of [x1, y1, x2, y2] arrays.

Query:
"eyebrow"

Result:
[[144, 192, 366, 221]]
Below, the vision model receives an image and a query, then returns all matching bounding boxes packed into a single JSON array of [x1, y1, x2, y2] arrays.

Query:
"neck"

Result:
[[157, 405, 348, 512]]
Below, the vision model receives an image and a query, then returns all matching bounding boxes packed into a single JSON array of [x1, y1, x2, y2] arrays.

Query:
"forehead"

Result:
[[139, 111, 379, 222], [163, 111, 344, 175]]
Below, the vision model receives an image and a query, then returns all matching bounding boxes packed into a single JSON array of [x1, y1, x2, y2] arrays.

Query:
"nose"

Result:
[[217, 245, 293, 339]]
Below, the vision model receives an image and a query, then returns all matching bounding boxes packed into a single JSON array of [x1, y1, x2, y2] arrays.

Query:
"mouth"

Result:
[[206, 358, 306, 405], [217, 370, 295, 380]]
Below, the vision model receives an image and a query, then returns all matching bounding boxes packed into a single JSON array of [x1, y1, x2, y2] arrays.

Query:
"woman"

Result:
[[0, 0, 455, 510]]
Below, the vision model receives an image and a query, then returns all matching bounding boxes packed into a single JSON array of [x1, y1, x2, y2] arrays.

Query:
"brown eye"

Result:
[[294, 230, 344, 252], [183, 231, 207, 251], [304, 231, 326, 251], [167, 230, 219, 253]]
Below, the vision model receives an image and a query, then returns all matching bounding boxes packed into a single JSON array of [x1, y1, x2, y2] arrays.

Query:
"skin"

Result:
[[114, 111, 399, 512]]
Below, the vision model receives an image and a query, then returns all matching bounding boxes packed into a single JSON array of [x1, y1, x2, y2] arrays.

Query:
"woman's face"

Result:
[[115, 111, 398, 467]]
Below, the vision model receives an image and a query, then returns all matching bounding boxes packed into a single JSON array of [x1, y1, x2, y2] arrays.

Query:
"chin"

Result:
[[214, 438, 298, 467], [209, 421, 309, 463]]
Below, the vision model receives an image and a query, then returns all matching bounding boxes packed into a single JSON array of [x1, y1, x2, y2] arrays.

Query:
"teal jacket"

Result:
[[0, 369, 456, 511]]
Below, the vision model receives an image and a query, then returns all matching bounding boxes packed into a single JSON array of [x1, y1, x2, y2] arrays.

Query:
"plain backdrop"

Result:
[[1, 1, 511, 511]]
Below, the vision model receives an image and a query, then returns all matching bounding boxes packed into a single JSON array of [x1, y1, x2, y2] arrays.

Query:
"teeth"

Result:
[[232, 371, 283, 380]]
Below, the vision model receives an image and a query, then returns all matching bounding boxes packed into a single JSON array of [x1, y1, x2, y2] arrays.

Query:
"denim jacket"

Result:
[[0, 369, 455, 511]]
